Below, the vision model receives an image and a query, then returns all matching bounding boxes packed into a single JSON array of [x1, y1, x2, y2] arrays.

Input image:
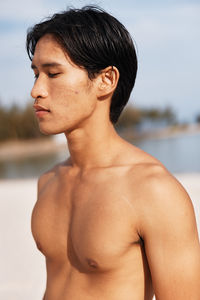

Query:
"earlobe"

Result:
[[97, 66, 119, 100]]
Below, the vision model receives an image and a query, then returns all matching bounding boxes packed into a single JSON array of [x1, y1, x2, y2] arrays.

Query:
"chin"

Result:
[[38, 114, 91, 135], [39, 123, 74, 135], [39, 125, 62, 135]]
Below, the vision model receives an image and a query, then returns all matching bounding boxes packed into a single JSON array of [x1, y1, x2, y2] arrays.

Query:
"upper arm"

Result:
[[139, 171, 200, 299]]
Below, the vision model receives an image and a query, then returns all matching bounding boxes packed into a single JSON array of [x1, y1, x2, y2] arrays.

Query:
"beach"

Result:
[[0, 173, 199, 300]]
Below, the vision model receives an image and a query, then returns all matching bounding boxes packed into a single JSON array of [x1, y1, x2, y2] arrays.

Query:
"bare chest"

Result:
[[32, 179, 139, 272]]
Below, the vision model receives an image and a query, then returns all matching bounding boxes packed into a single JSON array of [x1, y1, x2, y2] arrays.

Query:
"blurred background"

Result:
[[0, 1, 200, 299]]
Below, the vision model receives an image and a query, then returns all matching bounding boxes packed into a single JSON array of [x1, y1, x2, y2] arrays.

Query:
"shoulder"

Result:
[[37, 168, 56, 197], [120, 144, 193, 213], [123, 144, 193, 210], [131, 162, 196, 239], [125, 156, 200, 298], [138, 163, 192, 209], [126, 147, 190, 206], [37, 159, 70, 194]]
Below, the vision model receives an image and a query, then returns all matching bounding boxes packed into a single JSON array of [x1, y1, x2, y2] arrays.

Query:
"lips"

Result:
[[33, 104, 50, 118], [33, 104, 50, 112]]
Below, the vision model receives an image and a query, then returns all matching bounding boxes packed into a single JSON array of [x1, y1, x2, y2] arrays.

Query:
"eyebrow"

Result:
[[31, 62, 63, 69]]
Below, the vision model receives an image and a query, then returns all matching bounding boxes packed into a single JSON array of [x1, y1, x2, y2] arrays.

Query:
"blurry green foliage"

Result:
[[196, 114, 200, 123], [0, 101, 48, 141], [116, 105, 176, 129], [141, 106, 176, 124], [116, 106, 142, 128], [0, 100, 177, 142]]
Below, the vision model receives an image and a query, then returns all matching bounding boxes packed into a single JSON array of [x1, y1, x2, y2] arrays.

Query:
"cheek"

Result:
[[48, 76, 96, 121], [38, 99, 96, 135], [49, 78, 87, 101], [50, 81, 95, 111], [50, 96, 95, 129]]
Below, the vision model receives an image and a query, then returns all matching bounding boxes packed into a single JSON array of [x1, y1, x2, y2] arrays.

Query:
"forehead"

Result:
[[32, 34, 68, 64]]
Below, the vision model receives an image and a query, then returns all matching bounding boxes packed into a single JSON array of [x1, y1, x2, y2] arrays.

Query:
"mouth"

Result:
[[33, 105, 51, 117]]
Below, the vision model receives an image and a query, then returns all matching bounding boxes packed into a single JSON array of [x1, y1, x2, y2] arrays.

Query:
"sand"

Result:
[[0, 173, 199, 300]]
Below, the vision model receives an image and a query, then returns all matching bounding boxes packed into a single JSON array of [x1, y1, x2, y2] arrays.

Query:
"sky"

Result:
[[0, 0, 200, 122]]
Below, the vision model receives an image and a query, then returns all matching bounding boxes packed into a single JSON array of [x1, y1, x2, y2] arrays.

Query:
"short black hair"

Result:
[[26, 5, 137, 123]]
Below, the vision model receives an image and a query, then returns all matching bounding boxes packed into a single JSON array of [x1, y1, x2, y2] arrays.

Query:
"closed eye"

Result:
[[48, 73, 61, 78], [33, 72, 61, 80], [34, 73, 39, 80]]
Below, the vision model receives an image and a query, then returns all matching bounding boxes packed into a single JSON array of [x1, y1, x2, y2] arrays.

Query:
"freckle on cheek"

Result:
[[74, 91, 79, 94]]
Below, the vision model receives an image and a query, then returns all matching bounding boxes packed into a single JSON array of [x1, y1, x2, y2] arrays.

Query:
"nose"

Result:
[[31, 76, 48, 99]]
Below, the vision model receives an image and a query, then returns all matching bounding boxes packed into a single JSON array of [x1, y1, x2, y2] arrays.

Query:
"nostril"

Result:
[[31, 86, 48, 99]]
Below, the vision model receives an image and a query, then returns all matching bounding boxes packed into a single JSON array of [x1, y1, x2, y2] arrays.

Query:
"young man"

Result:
[[27, 6, 200, 300]]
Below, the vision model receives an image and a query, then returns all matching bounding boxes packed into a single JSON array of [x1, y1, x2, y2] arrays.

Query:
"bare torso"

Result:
[[29, 23, 200, 299], [32, 146, 159, 300]]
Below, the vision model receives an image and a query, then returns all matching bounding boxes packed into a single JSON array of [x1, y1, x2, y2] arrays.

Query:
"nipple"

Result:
[[86, 258, 98, 269], [36, 241, 43, 252]]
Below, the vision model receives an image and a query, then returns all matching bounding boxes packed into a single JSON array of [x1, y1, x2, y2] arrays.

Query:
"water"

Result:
[[134, 133, 200, 173], [0, 151, 67, 179], [0, 133, 200, 179]]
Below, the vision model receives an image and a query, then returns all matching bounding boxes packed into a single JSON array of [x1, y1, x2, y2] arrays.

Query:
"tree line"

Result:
[[116, 105, 177, 129], [0, 101, 189, 142], [0, 102, 46, 142]]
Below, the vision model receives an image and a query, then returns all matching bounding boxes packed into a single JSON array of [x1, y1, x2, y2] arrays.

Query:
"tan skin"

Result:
[[31, 34, 200, 300]]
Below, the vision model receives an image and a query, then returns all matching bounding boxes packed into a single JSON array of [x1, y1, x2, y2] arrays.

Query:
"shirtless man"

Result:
[[27, 6, 200, 300]]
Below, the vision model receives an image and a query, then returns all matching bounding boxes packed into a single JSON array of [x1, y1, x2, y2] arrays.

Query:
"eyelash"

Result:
[[34, 73, 60, 79], [48, 73, 60, 78]]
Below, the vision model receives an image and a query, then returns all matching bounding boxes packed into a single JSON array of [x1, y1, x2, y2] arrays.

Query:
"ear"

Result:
[[96, 66, 119, 100]]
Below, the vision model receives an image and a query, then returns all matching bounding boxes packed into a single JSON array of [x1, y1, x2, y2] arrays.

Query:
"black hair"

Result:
[[26, 5, 137, 123]]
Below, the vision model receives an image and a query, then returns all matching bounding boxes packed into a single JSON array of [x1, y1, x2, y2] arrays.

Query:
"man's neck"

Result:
[[65, 117, 122, 170]]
